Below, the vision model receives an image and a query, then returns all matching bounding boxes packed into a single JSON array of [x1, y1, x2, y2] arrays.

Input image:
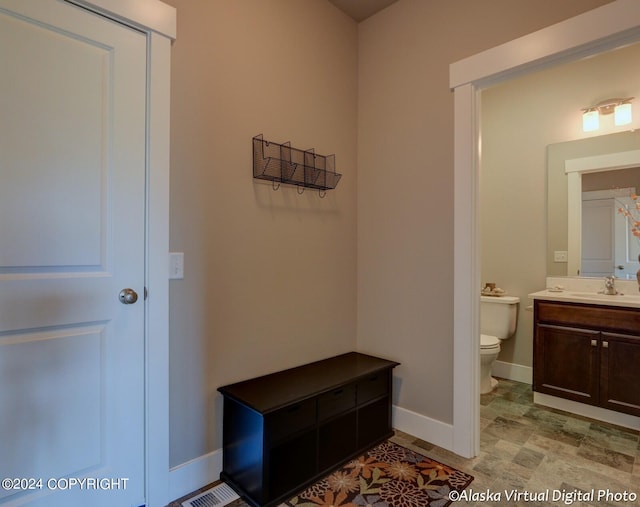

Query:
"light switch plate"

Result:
[[169, 252, 184, 279], [554, 250, 568, 262]]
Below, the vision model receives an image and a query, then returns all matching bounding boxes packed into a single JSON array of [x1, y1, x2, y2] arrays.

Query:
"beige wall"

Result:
[[356, 0, 612, 424], [481, 43, 640, 369], [164, 0, 615, 468], [164, 0, 358, 466]]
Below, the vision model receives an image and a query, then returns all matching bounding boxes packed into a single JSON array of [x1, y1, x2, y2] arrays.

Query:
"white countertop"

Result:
[[528, 276, 640, 308], [529, 288, 640, 309]]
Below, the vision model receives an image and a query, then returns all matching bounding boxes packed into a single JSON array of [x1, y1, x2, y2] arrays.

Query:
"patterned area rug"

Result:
[[284, 440, 474, 507]]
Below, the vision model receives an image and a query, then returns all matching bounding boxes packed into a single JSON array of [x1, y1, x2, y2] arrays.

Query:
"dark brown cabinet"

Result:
[[218, 352, 399, 507], [600, 331, 640, 414], [533, 300, 640, 417]]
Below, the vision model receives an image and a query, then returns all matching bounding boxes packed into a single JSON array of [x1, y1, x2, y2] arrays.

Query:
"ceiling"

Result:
[[328, 0, 399, 22]]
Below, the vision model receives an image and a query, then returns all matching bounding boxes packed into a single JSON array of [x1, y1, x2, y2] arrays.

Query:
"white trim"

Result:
[[534, 392, 640, 430], [393, 406, 454, 451], [453, 83, 480, 459], [69, 0, 176, 39], [451, 0, 640, 460], [62, 2, 176, 506], [492, 361, 532, 385], [565, 150, 640, 174], [450, 0, 640, 88], [169, 449, 223, 504], [567, 171, 582, 277], [145, 30, 173, 507]]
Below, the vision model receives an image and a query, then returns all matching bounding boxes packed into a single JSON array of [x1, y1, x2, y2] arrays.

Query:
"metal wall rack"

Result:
[[252, 134, 342, 197]]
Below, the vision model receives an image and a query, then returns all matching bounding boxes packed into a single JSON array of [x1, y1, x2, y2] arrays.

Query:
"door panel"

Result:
[[0, 327, 103, 479], [581, 198, 614, 277], [534, 324, 599, 405], [0, 1, 146, 505], [0, 8, 106, 269], [600, 332, 640, 416]]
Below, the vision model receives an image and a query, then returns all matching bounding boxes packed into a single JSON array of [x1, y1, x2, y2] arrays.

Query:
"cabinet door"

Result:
[[534, 324, 599, 405], [600, 332, 640, 416], [358, 397, 391, 448], [268, 429, 317, 503], [318, 411, 357, 471]]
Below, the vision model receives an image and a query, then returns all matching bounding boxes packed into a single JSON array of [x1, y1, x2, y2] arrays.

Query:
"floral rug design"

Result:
[[284, 440, 474, 507]]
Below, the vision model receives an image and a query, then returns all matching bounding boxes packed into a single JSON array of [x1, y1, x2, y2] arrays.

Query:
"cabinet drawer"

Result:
[[318, 385, 356, 421], [266, 399, 316, 443], [535, 301, 640, 334], [357, 372, 389, 405]]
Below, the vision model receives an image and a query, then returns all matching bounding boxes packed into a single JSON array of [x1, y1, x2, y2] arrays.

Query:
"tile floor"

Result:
[[169, 379, 640, 507], [394, 378, 640, 506]]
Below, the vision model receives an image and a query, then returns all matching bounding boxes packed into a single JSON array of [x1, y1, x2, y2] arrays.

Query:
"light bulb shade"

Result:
[[582, 109, 599, 132], [614, 102, 632, 126]]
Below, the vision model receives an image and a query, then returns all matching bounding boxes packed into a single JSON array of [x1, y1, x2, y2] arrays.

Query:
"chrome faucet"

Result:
[[603, 275, 618, 295]]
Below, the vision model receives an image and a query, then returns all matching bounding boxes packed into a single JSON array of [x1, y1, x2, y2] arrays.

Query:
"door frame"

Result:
[[449, 0, 640, 458], [67, 1, 175, 505]]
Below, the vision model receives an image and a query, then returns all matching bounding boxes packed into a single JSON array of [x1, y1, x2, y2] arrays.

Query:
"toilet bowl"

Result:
[[480, 295, 519, 394], [480, 334, 501, 394]]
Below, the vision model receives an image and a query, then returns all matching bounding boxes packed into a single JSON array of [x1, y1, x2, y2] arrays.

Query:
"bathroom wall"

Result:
[[164, 0, 358, 467], [356, 0, 612, 423], [480, 42, 640, 371]]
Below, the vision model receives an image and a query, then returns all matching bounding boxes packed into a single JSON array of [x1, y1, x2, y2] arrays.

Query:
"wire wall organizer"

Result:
[[253, 134, 342, 197]]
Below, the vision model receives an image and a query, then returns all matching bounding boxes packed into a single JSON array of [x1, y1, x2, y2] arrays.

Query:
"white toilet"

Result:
[[480, 295, 519, 394]]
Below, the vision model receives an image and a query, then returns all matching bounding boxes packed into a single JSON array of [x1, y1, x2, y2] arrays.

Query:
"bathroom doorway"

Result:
[[451, 0, 640, 458]]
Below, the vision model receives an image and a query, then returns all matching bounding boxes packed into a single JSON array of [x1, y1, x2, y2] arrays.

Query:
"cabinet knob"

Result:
[[591, 339, 598, 347], [602, 341, 609, 348]]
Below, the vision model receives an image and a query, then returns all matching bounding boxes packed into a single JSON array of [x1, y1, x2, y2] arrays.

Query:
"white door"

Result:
[[581, 198, 615, 277], [0, 1, 146, 506]]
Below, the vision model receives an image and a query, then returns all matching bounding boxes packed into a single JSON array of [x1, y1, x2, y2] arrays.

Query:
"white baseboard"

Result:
[[492, 360, 532, 385], [533, 392, 640, 430], [168, 448, 223, 503], [392, 404, 454, 451]]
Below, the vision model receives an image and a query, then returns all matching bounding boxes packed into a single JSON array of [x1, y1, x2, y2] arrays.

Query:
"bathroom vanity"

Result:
[[531, 294, 640, 418]]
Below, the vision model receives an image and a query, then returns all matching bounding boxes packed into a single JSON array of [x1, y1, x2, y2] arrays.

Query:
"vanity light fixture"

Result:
[[582, 97, 634, 132]]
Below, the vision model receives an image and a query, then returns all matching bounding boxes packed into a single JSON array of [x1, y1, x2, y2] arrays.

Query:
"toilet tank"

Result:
[[480, 295, 519, 340]]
